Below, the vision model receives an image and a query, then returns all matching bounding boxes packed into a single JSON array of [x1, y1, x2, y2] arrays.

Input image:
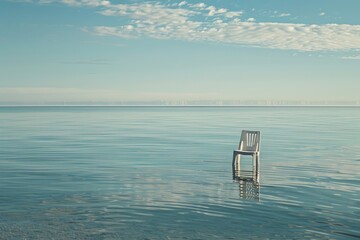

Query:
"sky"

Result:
[[1, 0, 360, 105]]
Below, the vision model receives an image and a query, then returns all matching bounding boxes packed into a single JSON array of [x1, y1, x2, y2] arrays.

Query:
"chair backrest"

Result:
[[238, 130, 260, 152]]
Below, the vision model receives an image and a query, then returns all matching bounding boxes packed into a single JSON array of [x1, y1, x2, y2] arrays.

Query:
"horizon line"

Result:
[[0, 104, 359, 107]]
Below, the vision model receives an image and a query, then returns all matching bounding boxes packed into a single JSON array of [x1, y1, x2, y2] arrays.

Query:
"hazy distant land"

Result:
[[0, 99, 359, 106]]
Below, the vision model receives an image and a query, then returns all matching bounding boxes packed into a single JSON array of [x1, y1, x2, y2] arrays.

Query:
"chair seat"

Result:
[[234, 150, 258, 155]]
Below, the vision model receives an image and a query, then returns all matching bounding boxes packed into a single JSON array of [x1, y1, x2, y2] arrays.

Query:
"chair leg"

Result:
[[252, 154, 256, 179], [252, 154, 256, 173], [236, 154, 240, 172], [232, 152, 236, 179], [233, 152, 240, 171], [255, 153, 260, 183]]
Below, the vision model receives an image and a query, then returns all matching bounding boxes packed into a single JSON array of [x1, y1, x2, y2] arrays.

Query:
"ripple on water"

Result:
[[0, 106, 359, 239]]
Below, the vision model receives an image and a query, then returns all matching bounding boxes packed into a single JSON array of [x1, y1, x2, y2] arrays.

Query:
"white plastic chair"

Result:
[[233, 130, 260, 178]]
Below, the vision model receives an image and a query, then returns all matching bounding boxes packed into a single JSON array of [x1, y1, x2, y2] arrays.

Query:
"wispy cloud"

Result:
[[271, 11, 291, 18], [342, 55, 360, 60], [92, 1, 360, 52], [278, 13, 291, 17], [10, 0, 109, 5], [24, 0, 110, 6], [15, 0, 360, 52]]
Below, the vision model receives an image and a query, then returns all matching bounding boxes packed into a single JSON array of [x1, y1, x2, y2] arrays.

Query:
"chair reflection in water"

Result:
[[232, 130, 260, 200], [233, 169, 260, 200]]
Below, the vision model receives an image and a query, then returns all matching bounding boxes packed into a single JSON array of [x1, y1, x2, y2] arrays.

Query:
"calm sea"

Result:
[[0, 106, 359, 239]]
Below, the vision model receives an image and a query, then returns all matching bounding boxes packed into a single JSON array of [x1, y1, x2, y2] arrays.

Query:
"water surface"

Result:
[[0, 106, 359, 239]]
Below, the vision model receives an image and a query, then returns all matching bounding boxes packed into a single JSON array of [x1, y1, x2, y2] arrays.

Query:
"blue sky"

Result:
[[1, 0, 360, 104]]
